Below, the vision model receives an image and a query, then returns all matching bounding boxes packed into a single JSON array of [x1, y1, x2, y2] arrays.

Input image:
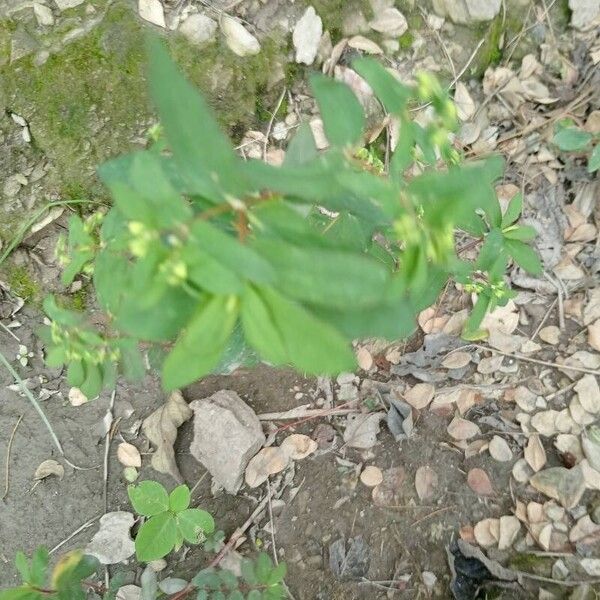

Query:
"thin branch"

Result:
[[2, 414, 23, 500]]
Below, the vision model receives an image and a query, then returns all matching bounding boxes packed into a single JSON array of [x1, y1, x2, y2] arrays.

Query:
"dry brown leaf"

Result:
[[372, 466, 405, 507], [454, 82, 476, 121], [415, 466, 438, 501], [467, 468, 494, 496], [539, 326, 560, 345], [474, 518, 499, 547], [524, 435, 547, 472], [531, 410, 559, 436], [477, 355, 503, 374], [356, 346, 373, 370], [404, 383, 435, 409], [575, 374, 600, 414], [588, 319, 600, 352], [554, 434, 584, 463], [480, 300, 519, 335], [142, 390, 193, 483], [117, 442, 142, 468], [527, 502, 545, 523], [85, 511, 135, 565], [245, 447, 290, 488], [498, 516, 521, 550], [448, 417, 481, 441], [360, 465, 383, 487], [343, 413, 382, 449], [512, 458, 533, 483], [570, 396, 596, 426], [529, 466, 585, 509], [464, 439, 488, 459], [489, 435, 513, 462], [442, 351, 471, 370], [280, 434, 317, 460], [34, 459, 64, 480]]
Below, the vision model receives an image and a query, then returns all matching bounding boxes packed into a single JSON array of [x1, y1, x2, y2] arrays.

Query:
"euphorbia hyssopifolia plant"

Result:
[[42, 37, 541, 397]]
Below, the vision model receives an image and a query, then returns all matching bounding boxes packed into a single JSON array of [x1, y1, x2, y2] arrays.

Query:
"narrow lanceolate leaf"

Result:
[[309, 74, 364, 147], [147, 37, 245, 202], [505, 239, 543, 275], [501, 193, 523, 229], [128, 480, 169, 516], [241, 286, 355, 374], [162, 295, 238, 390], [135, 513, 178, 562]]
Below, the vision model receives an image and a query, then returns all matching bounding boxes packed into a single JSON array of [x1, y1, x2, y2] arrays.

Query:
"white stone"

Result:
[[221, 15, 260, 57], [33, 3, 54, 26], [55, 0, 84, 9], [369, 7, 408, 36], [432, 0, 501, 23], [569, 0, 600, 30], [179, 14, 217, 46], [293, 6, 322, 65], [138, 0, 165, 28]]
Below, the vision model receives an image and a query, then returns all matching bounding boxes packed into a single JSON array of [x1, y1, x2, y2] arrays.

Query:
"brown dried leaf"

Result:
[[575, 374, 600, 414], [142, 390, 193, 483], [474, 518, 499, 547], [404, 383, 435, 409], [415, 466, 438, 501], [245, 447, 290, 488], [360, 465, 383, 487], [372, 466, 405, 507], [467, 468, 494, 496], [281, 434, 317, 460], [117, 442, 142, 468], [529, 466, 585, 509], [524, 435, 547, 472], [588, 319, 600, 352], [448, 417, 481, 441], [34, 459, 64, 480], [512, 458, 533, 483], [442, 351, 471, 370], [498, 516, 521, 550], [489, 435, 513, 462]]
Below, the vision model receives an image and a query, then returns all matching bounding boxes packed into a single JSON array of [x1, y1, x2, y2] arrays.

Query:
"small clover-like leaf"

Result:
[[135, 512, 178, 562], [176, 509, 215, 544], [553, 126, 592, 151], [169, 485, 191, 513], [128, 481, 170, 516]]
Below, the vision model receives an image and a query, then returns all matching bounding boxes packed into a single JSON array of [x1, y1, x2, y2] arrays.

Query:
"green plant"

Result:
[[128, 480, 215, 561], [553, 119, 600, 173], [41, 38, 540, 395], [0, 547, 100, 600]]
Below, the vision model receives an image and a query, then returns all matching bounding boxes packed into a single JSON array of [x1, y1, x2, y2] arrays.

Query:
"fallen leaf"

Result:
[[448, 417, 481, 441], [68, 387, 88, 406], [245, 447, 290, 488], [570, 515, 600, 542], [574, 374, 600, 414], [530, 410, 559, 436], [473, 518, 499, 547], [442, 351, 471, 370], [281, 434, 317, 460], [498, 516, 521, 550], [415, 466, 438, 501], [588, 319, 600, 351], [142, 391, 192, 483], [524, 435, 547, 472], [481, 300, 519, 335], [220, 15, 260, 57], [527, 502, 545, 523], [85, 512, 135, 565], [404, 383, 435, 409], [554, 434, 584, 463], [489, 435, 513, 462], [539, 326, 560, 345], [581, 558, 600, 576], [529, 466, 585, 508], [360, 465, 383, 487], [117, 442, 142, 468], [116, 586, 141, 600], [343, 413, 382, 449], [477, 355, 503, 374], [372, 466, 405, 507], [512, 458, 533, 483], [467, 468, 494, 496], [356, 346, 373, 370], [34, 459, 64, 481]]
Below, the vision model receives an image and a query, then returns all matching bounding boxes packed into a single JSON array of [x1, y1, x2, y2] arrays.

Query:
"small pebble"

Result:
[[360, 465, 383, 487], [539, 325, 560, 345]]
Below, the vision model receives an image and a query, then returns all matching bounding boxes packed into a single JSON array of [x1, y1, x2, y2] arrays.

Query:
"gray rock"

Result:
[[55, 0, 85, 9], [33, 3, 54, 26], [138, 0, 165, 27], [179, 14, 217, 46], [3, 176, 22, 197], [189, 390, 265, 494], [293, 6, 322, 65], [432, 0, 501, 23], [10, 29, 38, 63], [569, 0, 600, 30]]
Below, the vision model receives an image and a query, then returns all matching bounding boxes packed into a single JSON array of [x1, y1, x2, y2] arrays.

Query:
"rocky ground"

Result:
[[1, 0, 600, 598]]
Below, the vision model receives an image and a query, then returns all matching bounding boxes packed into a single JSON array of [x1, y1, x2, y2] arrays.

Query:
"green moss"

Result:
[[4, 265, 40, 301], [508, 553, 551, 575], [66, 287, 89, 311], [472, 17, 504, 77], [398, 31, 414, 50], [309, 0, 373, 42]]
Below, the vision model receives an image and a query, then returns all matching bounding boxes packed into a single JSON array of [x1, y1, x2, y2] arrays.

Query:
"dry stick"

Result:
[[472, 344, 600, 376], [103, 390, 116, 514], [49, 515, 100, 555], [2, 414, 23, 500], [0, 321, 20, 342], [0, 350, 92, 470], [263, 86, 287, 161], [411, 505, 455, 527], [529, 296, 558, 342]]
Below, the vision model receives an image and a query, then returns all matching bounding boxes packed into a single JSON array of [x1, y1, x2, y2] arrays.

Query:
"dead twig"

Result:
[[49, 515, 100, 555], [2, 414, 23, 500], [263, 86, 287, 161], [102, 390, 116, 514], [529, 296, 558, 341], [411, 506, 455, 527]]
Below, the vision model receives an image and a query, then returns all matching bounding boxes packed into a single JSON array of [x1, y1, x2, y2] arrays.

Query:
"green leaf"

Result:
[[588, 143, 600, 172], [283, 123, 318, 167], [116, 339, 145, 381], [30, 547, 49, 587], [67, 360, 85, 387], [252, 240, 390, 309], [162, 295, 238, 390], [147, 37, 245, 202], [476, 229, 504, 271], [352, 57, 412, 114], [267, 562, 286, 585], [14, 553, 30, 583], [242, 286, 355, 374], [135, 512, 178, 561], [505, 239, 543, 274], [553, 126, 592, 151], [79, 362, 102, 400], [255, 553, 273, 584], [226, 591, 243, 600], [501, 192, 523, 228], [189, 221, 274, 284], [309, 74, 364, 147], [502, 225, 537, 241], [185, 248, 244, 295], [246, 591, 261, 600], [218, 569, 238, 590], [0, 587, 42, 600], [389, 120, 415, 176], [241, 560, 257, 585], [462, 294, 491, 339], [169, 485, 191, 512], [128, 480, 170, 516], [176, 509, 215, 544]]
